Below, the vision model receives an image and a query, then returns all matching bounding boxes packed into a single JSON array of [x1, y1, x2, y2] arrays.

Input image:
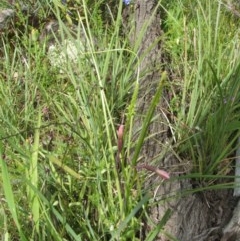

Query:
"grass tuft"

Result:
[[1, 0, 240, 240]]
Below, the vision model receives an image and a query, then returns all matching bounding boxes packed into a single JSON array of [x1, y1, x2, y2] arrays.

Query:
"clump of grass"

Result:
[[0, 1, 166, 240], [2, 0, 240, 240], [163, 0, 240, 183]]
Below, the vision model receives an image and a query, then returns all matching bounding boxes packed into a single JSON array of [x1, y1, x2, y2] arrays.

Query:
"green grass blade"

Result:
[[110, 193, 150, 240], [0, 154, 27, 241], [132, 71, 167, 166], [145, 208, 172, 241], [29, 109, 41, 234]]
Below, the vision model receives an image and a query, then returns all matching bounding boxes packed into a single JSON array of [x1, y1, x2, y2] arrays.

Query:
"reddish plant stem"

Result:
[[136, 164, 170, 180]]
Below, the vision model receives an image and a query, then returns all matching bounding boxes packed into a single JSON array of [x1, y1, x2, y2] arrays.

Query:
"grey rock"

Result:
[[0, 8, 14, 30]]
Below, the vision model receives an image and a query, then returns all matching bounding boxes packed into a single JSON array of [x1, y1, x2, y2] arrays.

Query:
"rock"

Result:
[[47, 39, 79, 71], [0, 8, 14, 30], [40, 20, 90, 73]]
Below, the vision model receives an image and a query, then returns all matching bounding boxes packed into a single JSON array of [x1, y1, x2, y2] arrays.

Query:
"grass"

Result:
[[0, 1, 151, 240], [0, 0, 240, 240], [162, 0, 240, 182]]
